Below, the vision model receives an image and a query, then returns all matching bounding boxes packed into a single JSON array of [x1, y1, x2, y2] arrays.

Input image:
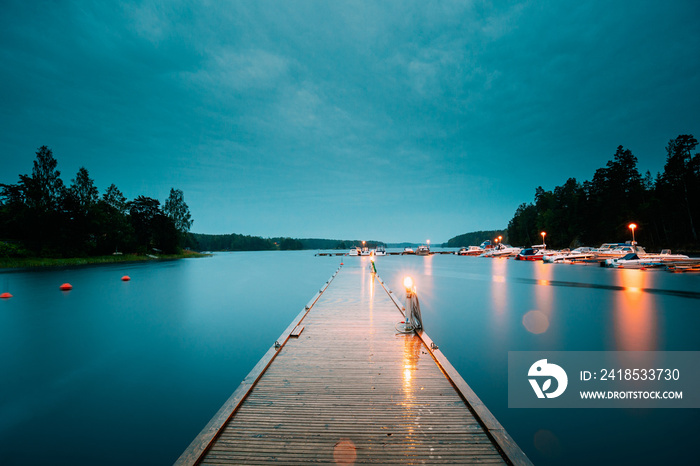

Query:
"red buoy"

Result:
[[121, 275, 131, 281], [59, 283, 73, 291], [0, 292, 12, 299]]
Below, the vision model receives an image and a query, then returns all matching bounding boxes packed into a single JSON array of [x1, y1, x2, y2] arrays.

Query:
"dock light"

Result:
[[628, 223, 637, 242], [403, 276, 414, 293], [398, 276, 422, 333], [541, 231, 546, 248], [498, 235, 502, 242]]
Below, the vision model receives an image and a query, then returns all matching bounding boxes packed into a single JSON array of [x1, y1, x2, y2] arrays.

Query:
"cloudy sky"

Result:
[[1, 1, 698, 243]]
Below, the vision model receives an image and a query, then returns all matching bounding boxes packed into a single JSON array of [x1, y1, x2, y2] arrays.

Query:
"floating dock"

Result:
[[175, 263, 531, 465]]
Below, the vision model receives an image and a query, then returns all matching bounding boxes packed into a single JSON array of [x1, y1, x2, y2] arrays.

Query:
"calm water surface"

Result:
[[1, 251, 698, 465]]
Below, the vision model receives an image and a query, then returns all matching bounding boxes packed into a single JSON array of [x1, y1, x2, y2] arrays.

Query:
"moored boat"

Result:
[[543, 247, 596, 263], [594, 242, 646, 259], [604, 253, 661, 269], [481, 243, 521, 258], [456, 246, 484, 256], [515, 247, 546, 261], [416, 245, 431, 256]]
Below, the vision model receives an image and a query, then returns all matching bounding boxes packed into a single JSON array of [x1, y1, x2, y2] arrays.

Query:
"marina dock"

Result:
[[175, 263, 531, 465]]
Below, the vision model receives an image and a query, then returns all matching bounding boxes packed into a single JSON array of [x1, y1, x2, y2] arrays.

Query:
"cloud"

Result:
[[186, 48, 291, 93]]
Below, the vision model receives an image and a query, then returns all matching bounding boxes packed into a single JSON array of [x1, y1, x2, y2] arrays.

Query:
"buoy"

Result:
[[121, 275, 131, 281], [59, 283, 73, 291], [0, 292, 12, 299]]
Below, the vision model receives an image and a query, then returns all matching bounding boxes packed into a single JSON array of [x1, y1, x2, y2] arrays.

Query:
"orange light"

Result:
[[541, 231, 546, 237], [628, 223, 637, 231], [403, 276, 413, 291]]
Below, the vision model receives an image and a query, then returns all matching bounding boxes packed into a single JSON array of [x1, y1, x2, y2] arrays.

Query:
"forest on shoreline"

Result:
[[4, 135, 698, 261], [0, 146, 193, 258], [505, 134, 699, 251]]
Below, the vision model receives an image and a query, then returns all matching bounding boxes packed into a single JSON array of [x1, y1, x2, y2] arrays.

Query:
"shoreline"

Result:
[[0, 251, 211, 270]]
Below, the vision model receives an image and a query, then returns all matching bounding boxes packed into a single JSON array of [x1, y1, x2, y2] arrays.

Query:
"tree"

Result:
[[660, 135, 699, 242], [280, 237, 303, 250], [103, 184, 127, 214], [69, 167, 99, 211], [23, 145, 65, 212], [163, 188, 193, 233], [129, 196, 162, 251]]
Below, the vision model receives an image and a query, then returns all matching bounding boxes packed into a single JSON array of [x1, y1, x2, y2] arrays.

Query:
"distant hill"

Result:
[[386, 242, 420, 249], [294, 238, 386, 250], [444, 230, 506, 248], [189, 233, 385, 251], [190, 232, 276, 251]]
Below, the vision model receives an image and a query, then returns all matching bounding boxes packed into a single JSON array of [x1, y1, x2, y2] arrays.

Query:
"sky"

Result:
[[1, 1, 698, 243]]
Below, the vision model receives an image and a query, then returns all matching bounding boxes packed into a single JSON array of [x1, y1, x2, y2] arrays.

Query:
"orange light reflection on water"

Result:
[[490, 258, 507, 325], [613, 269, 657, 351]]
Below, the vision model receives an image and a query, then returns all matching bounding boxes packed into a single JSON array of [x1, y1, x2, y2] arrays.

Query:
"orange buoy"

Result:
[[121, 275, 131, 281], [59, 283, 73, 291], [0, 292, 12, 299]]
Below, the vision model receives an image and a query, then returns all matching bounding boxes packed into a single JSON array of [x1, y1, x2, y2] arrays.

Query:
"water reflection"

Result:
[[490, 258, 507, 326], [613, 269, 657, 351], [423, 253, 433, 276]]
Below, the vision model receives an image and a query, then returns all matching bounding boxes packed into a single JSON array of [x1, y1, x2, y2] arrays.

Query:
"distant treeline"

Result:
[[0, 146, 193, 258], [444, 230, 506, 248], [190, 234, 385, 252], [507, 134, 700, 250]]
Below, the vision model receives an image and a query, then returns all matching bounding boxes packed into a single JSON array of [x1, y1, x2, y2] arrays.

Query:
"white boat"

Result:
[[375, 246, 386, 256], [543, 247, 596, 263], [651, 249, 690, 261], [606, 249, 690, 268], [348, 247, 360, 256], [456, 246, 484, 256], [402, 247, 415, 255], [481, 244, 521, 258], [416, 245, 431, 256], [604, 253, 661, 269], [515, 246, 554, 261], [594, 242, 646, 259], [360, 247, 371, 256]]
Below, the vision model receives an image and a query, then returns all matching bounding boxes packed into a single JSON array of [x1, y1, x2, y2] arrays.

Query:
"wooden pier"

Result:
[[176, 263, 531, 465]]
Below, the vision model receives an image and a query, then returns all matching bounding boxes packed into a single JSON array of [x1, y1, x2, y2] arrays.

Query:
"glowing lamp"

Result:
[[541, 231, 546, 249], [628, 223, 637, 245], [403, 276, 413, 291]]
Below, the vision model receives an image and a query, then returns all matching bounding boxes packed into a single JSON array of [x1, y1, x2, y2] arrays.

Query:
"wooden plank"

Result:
[[173, 268, 341, 466], [177, 264, 529, 466], [376, 275, 533, 466]]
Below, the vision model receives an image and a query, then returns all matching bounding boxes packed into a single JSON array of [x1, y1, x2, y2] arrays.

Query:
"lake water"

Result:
[[1, 251, 698, 465]]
